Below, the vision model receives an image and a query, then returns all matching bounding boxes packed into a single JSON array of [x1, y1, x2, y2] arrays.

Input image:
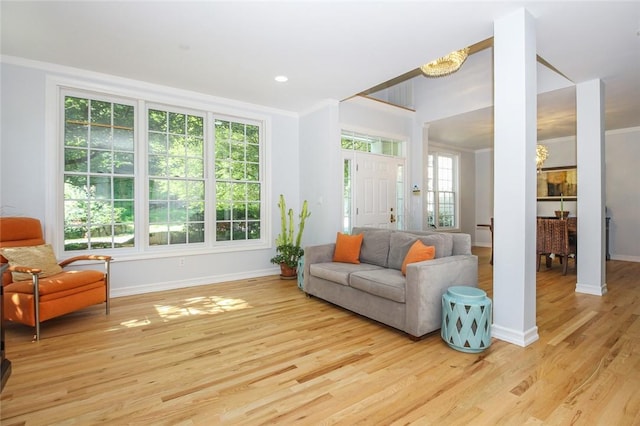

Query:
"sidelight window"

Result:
[[426, 152, 458, 229]]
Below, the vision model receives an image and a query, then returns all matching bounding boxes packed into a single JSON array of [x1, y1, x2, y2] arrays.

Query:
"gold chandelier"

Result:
[[420, 48, 470, 78], [536, 144, 549, 172]]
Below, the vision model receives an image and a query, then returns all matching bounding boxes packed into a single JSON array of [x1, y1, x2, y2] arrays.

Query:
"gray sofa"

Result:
[[303, 227, 478, 339]]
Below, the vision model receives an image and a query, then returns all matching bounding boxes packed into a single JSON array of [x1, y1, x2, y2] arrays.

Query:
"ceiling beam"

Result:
[[358, 37, 572, 97]]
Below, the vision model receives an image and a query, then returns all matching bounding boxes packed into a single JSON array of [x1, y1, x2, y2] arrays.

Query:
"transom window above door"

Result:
[[341, 130, 404, 157]]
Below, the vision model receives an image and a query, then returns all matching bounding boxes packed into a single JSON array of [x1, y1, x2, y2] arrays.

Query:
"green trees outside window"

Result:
[[64, 96, 135, 250], [148, 108, 205, 246], [214, 120, 261, 241], [62, 93, 263, 252]]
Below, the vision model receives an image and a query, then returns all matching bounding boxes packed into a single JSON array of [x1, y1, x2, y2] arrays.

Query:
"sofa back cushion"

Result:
[[388, 232, 417, 270], [451, 233, 472, 255], [416, 233, 453, 258], [349, 228, 468, 271], [352, 227, 391, 268], [388, 231, 455, 270], [406, 229, 470, 256]]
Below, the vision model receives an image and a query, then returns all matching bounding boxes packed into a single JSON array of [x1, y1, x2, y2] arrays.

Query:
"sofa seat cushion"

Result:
[[349, 268, 406, 303], [310, 262, 383, 286]]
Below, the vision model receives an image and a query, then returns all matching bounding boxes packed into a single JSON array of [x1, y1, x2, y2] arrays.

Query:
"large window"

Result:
[[63, 96, 136, 250], [148, 108, 205, 246], [214, 119, 261, 241], [61, 91, 264, 253], [426, 152, 459, 229]]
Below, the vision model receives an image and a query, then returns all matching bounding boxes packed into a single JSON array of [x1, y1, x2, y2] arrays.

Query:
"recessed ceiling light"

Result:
[[275, 75, 288, 83]]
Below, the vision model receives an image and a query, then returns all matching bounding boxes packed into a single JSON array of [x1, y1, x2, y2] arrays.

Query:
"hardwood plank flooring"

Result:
[[1, 248, 639, 425]]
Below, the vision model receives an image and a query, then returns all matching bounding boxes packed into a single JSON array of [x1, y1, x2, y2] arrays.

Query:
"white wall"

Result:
[[0, 59, 301, 296], [298, 102, 342, 246], [458, 149, 476, 236], [0, 64, 48, 221], [605, 128, 640, 262], [339, 97, 414, 139], [474, 148, 493, 246], [474, 128, 640, 261]]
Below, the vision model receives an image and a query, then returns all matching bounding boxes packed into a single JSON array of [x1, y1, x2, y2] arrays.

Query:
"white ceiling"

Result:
[[2, 1, 639, 150]]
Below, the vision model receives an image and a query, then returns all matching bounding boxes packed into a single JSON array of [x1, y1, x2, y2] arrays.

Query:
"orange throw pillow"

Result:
[[333, 232, 364, 264], [401, 240, 435, 275]]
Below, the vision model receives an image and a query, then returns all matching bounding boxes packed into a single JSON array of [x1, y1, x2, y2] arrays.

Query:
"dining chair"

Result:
[[536, 218, 575, 275]]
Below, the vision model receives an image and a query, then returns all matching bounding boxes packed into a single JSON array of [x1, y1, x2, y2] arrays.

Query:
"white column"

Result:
[[492, 8, 539, 347], [576, 80, 607, 295], [410, 123, 427, 230]]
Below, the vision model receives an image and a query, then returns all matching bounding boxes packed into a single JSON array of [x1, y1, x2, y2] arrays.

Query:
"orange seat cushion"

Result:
[[5, 270, 105, 296]]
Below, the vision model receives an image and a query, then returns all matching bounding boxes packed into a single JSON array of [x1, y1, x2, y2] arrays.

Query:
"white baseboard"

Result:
[[610, 254, 640, 263], [575, 282, 608, 296], [491, 324, 539, 347], [110, 267, 280, 298]]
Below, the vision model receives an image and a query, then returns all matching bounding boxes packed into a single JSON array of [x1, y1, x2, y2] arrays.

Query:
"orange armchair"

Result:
[[0, 217, 111, 340]]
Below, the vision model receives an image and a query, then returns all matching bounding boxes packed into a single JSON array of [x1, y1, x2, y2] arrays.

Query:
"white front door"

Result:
[[353, 152, 402, 229]]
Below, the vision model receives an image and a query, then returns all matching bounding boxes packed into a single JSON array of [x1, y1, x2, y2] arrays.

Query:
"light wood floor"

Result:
[[1, 248, 639, 425]]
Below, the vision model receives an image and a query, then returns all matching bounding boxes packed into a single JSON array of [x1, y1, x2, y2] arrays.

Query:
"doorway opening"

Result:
[[341, 131, 406, 233]]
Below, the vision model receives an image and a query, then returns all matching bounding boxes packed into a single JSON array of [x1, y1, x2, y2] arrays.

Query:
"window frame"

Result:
[[145, 104, 208, 249], [426, 150, 460, 230], [212, 115, 264, 244], [48, 79, 271, 260], [61, 92, 138, 251]]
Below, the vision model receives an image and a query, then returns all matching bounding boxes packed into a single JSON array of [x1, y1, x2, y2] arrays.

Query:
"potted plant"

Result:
[[270, 194, 310, 279]]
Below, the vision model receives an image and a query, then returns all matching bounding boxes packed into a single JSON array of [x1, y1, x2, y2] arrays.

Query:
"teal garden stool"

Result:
[[441, 286, 492, 353], [297, 255, 304, 290]]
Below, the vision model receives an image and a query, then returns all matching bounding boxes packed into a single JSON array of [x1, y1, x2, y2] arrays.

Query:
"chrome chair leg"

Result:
[[32, 274, 41, 341], [105, 259, 111, 315]]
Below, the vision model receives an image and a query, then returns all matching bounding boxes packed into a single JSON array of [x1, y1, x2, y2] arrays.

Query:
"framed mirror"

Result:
[[537, 166, 577, 201]]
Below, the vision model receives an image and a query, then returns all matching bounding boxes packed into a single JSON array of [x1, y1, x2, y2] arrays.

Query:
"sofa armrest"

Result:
[[302, 243, 335, 291], [404, 254, 478, 337]]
